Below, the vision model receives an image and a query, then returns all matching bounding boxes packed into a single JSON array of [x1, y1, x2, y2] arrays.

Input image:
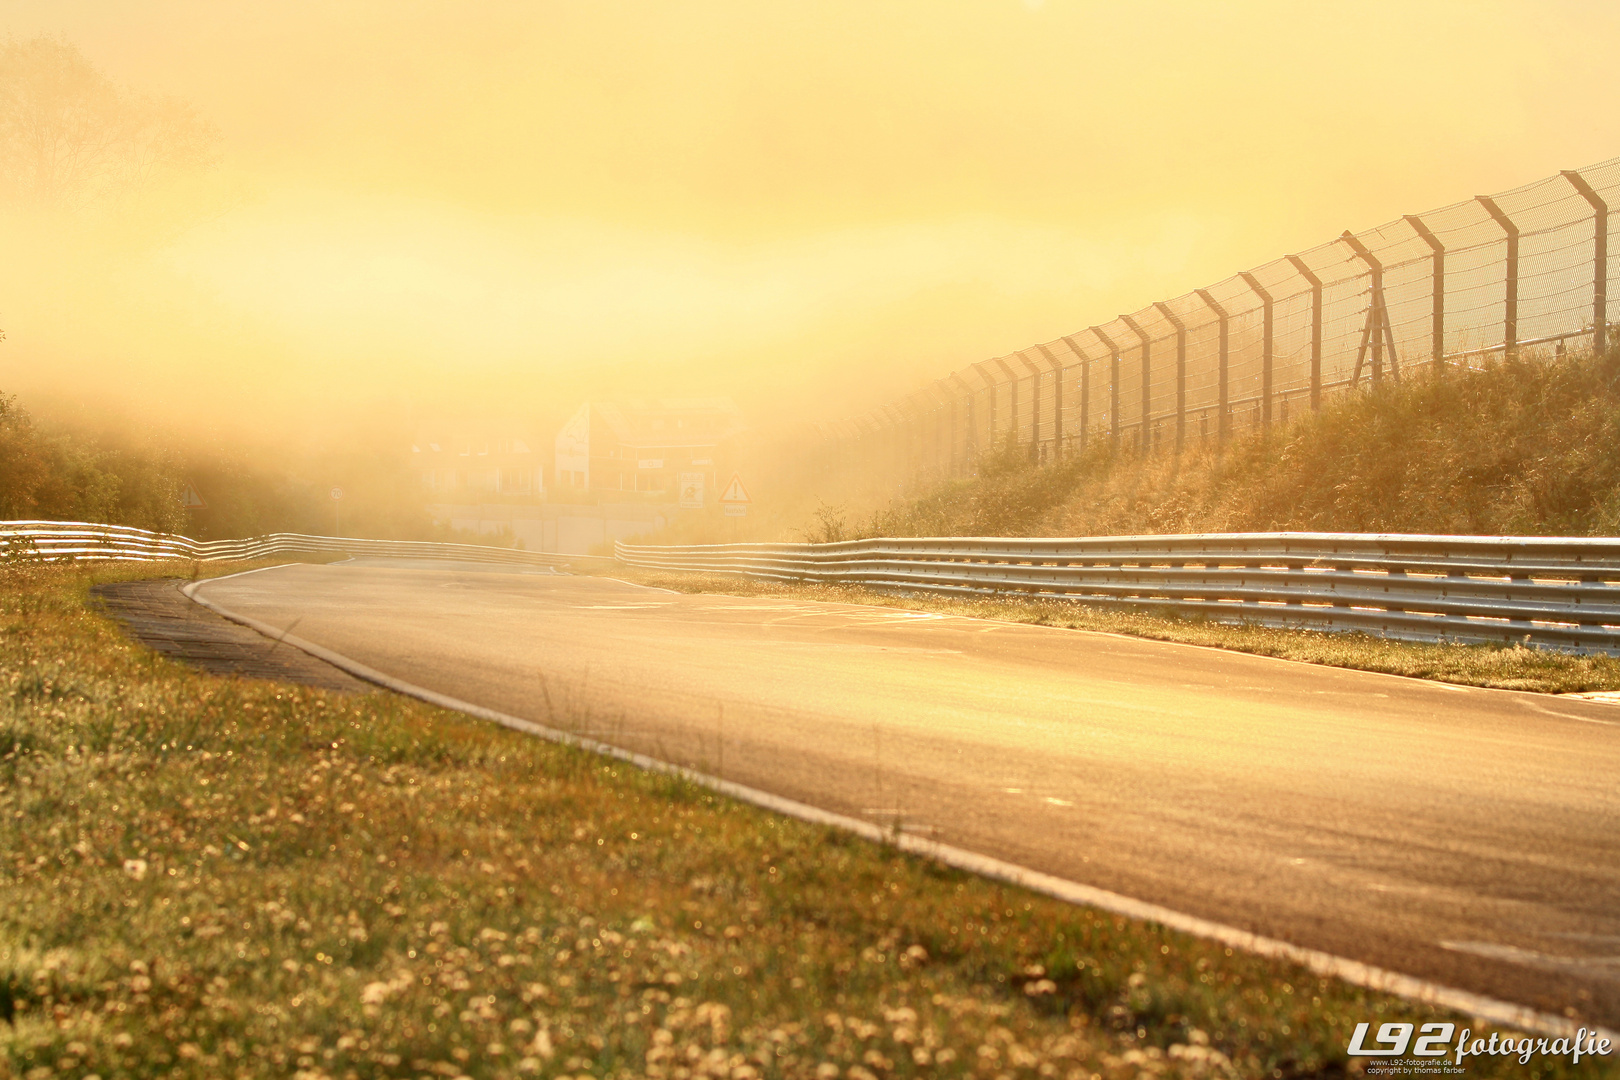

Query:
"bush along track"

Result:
[[0, 561, 1601, 1079]]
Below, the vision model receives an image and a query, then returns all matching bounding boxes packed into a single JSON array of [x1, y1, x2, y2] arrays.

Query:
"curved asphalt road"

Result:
[[195, 559, 1620, 1027]]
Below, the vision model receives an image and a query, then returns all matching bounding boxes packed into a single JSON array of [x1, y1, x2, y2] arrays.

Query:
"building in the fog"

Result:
[[554, 398, 744, 502], [413, 423, 545, 502], [411, 402, 743, 556]]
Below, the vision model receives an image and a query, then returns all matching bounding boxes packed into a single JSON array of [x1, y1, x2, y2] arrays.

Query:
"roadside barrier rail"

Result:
[[0, 520, 583, 570], [617, 532, 1620, 653]]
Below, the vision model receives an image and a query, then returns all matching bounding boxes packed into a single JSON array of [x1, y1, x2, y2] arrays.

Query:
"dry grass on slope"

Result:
[[869, 347, 1620, 541]]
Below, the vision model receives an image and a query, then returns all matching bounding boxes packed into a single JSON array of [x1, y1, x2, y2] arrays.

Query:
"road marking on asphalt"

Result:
[[183, 567, 1618, 1044], [1442, 941, 1620, 976], [1514, 697, 1620, 727], [592, 577, 682, 595]]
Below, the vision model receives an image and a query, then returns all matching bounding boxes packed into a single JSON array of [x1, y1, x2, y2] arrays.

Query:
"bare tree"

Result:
[[0, 36, 217, 208]]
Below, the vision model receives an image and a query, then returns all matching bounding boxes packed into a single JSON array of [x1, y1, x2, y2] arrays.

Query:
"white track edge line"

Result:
[[179, 578, 1615, 1043]]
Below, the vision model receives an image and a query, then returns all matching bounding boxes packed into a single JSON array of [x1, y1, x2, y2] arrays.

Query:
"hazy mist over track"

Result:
[[2, 0, 1617, 455]]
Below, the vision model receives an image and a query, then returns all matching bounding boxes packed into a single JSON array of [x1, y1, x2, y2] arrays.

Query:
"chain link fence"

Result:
[[816, 158, 1620, 488]]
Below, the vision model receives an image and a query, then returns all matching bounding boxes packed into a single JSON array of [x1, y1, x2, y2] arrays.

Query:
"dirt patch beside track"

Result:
[[92, 578, 371, 692]]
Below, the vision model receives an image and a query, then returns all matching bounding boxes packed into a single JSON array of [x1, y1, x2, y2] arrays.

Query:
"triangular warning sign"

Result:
[[719, 474, 751, 503], [181, 485, 207, 509]]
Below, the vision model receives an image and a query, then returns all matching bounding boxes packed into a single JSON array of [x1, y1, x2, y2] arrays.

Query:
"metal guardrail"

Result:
[[617, 533, 1620, 654], [18, 520, 1618, 653], [0, 520, 588, 570]]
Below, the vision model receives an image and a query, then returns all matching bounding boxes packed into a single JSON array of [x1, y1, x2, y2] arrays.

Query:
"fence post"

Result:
[[928, 385, 952, 477], [992, 356, 1019, 450], [1090, 326, 1121, 451], [1017, 351, 1044, 462], [1562, 170, 1609, 357], [1283, 256, 1323, 407], [1194, 289, 1230, 441], [909, 397, 930, 479], [874, 404, 900, 488], [917, 393, 939, 478], [1037, 343, 1067, 460], [950, 372, 977, 470], [1476, 195, 1519, 356], [1238, 272, 1274, 425], [897, 397, 920, 480], [1062, 333, 1088, 453], [1401, 216, 1445, 374], [1118, 315, 1152, 451], [1339, 232, 1389, 385], [973, 361, 999, 447], [852, 418, 872, 491], [933, 381, 956, 475], [883, 404, 904, 483], [1151, 302, 1187, 454]]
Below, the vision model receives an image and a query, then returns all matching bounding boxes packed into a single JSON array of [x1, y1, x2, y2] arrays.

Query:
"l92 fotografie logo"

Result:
[[1348, 1022, 1456, 1058], [1347, 1020, 1613, 1068]]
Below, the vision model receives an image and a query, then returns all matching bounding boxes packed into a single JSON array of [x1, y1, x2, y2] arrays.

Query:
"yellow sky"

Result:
[[1, 0, 1616, 442]]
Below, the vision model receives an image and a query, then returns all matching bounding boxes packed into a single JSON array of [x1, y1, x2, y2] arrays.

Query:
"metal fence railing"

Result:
[[0, 520, 585, 570], [810, 157, 1620, 494], [617, 533, 1620, 654], [22, 520, 1620, 654]]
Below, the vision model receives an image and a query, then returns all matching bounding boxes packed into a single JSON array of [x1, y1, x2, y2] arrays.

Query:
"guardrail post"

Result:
[[1194, 289, 1231, 441], [1476, 195, 1519, 357], [1037, 343, 1068, 460], [1238, 272, 1274, 425], [992, 355, 1019, 450], [1283, 257, 1323, 408], [1562, 170, 1609, 357], [1091, 326, 1121, 451], [1062, 333, 1088, 453], [1017, 351, 1045, 462], [1402, 215, 1445, 374], [1339, 232, 1398, 386], [1152, 302, 1187, 454], [1118, 314, 1152, 452]]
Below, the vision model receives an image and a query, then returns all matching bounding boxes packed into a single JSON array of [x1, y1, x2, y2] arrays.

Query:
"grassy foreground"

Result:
[[0, 561, 1597, 1080], [599, 566, 1620, 696]]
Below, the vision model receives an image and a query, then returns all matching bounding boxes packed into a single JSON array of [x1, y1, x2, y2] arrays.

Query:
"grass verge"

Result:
[[0, 560, 1598, 1079], [595, 566, 1620, 697]]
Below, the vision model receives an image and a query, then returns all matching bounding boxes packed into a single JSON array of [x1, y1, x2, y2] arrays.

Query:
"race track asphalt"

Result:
[[194, 559, 1620, 1027]]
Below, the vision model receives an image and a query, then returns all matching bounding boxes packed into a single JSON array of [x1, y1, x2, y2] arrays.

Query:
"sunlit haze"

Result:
[[2, 0, 1616, 446]]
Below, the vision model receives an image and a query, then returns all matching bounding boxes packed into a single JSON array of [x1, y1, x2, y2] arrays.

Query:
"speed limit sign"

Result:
[[330, 487, 344, 501]]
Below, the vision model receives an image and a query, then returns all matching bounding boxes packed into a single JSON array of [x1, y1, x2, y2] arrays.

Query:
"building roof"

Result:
[[588, 398, 745, 450]]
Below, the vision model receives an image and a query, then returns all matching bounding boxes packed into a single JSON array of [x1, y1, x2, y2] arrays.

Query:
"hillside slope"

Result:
[[859, 347, 1620, 540]]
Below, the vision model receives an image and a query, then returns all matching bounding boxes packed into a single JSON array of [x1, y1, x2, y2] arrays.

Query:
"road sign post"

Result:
[[719, 474, 751, 539], [678, 472, 705, 510], [330, 486, 344, 536], [719, 474, 751, 517]]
